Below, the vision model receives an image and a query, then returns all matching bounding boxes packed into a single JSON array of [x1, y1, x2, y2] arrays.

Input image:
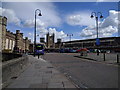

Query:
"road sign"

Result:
[[96, 38, 100, 45]]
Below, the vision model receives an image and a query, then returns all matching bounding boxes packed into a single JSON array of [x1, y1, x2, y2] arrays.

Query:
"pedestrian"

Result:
[[38, 53, 40, 59], [97, 49, 99, 56]]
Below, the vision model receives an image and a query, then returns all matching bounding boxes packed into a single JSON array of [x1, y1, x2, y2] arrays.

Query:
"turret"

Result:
[[2, 16, 7, 26]]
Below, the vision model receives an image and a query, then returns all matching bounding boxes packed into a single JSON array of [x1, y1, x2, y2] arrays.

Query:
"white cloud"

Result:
[[80, 26, 96, 38], [101, 10, 119, 28], [48, 28, 67, 42], [66, 11, 95, 26], [99, 26, 118, 36], [2, 2, 66, 43], [80, 10, 119, 38], [2, 0, 119, 2], [96, 0, 104, 2], [1, 2, 62, 29], [24, 19, 46, 28], [2, 2, 62, 27], [0, 7, 21, 26], [28, 32, 32, 36], [96, 0, 119, 2]]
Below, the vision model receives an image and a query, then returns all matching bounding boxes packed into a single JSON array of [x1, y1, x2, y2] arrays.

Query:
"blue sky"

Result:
[[1, 1, 119, 42]]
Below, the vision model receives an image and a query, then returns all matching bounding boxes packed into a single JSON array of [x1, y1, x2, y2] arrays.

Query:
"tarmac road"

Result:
[[43, 53, 119, 88]]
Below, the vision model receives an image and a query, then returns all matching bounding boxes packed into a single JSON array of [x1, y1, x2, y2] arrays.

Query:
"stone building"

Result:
[[55, 38, 62, 48], [14, 30, 31, 53], [25, 37, 31, 52], [1, 16, 31, 53], [0, 16, 3, 52], [5, 30, 15, 52], [46, 33, 55, 48], [63, 37, 120, 52], [14, 30, 26, 53], [1, 16, 7, 51], [40, 37, 45, 43]]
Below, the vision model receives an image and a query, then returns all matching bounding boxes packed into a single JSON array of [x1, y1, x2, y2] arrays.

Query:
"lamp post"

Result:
[[67, 34, 73, 48], [34, 9, 42, 57], [91, 12, 103, 55]]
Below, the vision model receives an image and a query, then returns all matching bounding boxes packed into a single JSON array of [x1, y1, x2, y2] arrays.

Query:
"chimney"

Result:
[[16, 30, 20, 34], [25, 37, 28, 40], [2, 16, 7, 26]]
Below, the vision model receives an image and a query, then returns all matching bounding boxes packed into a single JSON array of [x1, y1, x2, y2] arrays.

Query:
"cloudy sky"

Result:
[[1, 1, 119, 43]]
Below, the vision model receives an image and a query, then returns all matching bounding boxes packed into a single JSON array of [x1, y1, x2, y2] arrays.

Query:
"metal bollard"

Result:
[[103, 53, 105, 61], [117, 54, 119, 63]]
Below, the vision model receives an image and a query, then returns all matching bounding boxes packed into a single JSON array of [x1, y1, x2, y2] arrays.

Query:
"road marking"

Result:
[[39, 58, 47, 62]]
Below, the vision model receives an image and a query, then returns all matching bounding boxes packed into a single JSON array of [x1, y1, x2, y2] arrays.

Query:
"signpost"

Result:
[[96, 38, 100, 45]]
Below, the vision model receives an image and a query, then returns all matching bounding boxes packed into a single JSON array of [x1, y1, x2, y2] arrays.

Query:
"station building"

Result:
[[62, 37, 120, 52]]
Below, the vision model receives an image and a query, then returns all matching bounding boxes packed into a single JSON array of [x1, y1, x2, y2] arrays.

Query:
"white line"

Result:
[[39, 58, 47, 62]]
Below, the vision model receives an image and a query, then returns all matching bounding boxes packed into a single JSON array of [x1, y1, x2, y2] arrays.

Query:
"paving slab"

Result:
[[4, 55, 76, 89]]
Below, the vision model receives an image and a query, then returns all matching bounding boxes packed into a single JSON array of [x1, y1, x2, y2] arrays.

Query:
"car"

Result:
[[76, 48, 88, 53], [59, 48, 65, 53]]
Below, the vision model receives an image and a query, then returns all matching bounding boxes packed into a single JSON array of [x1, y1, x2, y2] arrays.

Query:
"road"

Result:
[[43, 53, 119, 88]]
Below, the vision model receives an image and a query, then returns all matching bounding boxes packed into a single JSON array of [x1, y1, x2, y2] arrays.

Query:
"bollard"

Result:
[[117, 54, 119, 63], [103, 53, 105, 61]]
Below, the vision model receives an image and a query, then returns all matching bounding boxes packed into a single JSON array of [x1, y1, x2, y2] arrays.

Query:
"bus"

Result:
[[35, 44, 45, 55]]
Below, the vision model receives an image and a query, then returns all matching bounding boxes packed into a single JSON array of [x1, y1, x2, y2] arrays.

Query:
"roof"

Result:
[[63, 37, 120, 43]]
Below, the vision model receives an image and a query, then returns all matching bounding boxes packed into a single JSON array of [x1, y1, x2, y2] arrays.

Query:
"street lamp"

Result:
[[34, 9, 42, 57], [91, 12, 103, 55], [67, 34, 73, 48]]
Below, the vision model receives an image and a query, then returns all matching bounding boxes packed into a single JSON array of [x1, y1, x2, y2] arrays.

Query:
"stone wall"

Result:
[[2, 55, 29, 88], [2, 53, 22, 62]]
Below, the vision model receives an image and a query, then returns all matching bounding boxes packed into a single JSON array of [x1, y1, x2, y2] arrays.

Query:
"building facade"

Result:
[[46, 33, 55, 48], [5, 30, 15, 52], [1, 16, 31, 53], [55, 38, 62, 48], [40, 37, 45, 43], [63, 37, 120, 52]]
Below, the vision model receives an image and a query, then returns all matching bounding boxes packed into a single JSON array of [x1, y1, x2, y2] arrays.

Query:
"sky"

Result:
[[0, 1, 120, 43]]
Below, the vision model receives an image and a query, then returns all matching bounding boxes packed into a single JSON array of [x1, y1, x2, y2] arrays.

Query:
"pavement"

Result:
[[76, 53, 120, 64], [4, 55, 77, 89]]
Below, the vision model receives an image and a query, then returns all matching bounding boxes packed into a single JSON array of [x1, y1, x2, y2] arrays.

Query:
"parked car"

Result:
[[76, 48, 88, 53], [59, 48, 77, 53], [59, 48, 65, 53]]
